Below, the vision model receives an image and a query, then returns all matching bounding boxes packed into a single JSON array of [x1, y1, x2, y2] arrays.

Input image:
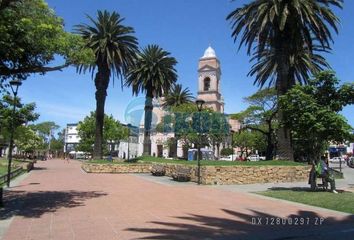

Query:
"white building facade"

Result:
[[64, 123, 80, 153]]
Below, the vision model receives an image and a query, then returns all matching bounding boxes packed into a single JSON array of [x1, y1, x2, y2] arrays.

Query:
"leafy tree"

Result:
[[227, 0, 343, 160], [162, 83, 194, 108], [0, 94, 39, 156], [15, 125, 44, 154], [77, 112, 129, 155], [279, 71, 354, 162], [208, 112, 230, 158], [158, 103, 229, 159], [30, 121, 59, 150], [231, 88, 277, 160], [125, 44, 178, 155], [0, 95, 39, 140], [75, 10, 139, 159], [220, 148, 233, 157], [0, 0, 92, 87], [233, 130, 266, 159]]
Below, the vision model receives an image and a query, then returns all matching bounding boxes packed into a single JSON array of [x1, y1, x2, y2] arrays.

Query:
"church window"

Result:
[[204, 77, 211, 91]]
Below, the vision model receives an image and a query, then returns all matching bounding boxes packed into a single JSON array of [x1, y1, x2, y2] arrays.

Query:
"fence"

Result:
[[0, 167, 24, 186]]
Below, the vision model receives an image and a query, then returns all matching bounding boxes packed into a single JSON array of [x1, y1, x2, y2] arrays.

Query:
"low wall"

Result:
[[200, 166, 310, 185], [82, 163, 151, 174], [82, 162, 310, 185]]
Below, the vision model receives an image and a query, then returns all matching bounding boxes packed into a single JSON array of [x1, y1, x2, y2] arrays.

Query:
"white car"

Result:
[[219, 155, 236, 161], [247, 155, 260, 161], [329, 157, 346, 164]]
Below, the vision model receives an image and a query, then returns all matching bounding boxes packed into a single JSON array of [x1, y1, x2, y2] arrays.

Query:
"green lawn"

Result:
[[258, 190, 354, 214], [0, 165, 7, 175], [88, 156, 306, 166], [0, 158, 22, 175]]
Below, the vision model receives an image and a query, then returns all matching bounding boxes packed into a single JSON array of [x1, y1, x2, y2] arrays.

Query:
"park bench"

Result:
[[151, 165, 166, 176], [172, 167, 191, 182]]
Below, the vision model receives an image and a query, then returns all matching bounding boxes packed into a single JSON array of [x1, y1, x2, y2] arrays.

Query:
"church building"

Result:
[[130, 46, 240, 159]]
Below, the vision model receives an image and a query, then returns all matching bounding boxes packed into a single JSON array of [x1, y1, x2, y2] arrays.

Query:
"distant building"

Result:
[[64, 123, 80, 153]]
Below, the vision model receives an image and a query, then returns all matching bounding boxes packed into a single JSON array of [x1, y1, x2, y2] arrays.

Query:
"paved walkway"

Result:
[[0, 159, 353, 240]]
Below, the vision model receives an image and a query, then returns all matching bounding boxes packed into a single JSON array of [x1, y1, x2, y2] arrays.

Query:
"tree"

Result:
[[227, 0, 343, 160], [0, 94, 39, 156], [125, 44, 178, 155], [159, 103, 229, 159], [162, 83, 194, 108], [231, 88, 277, 160], [233, 130, 266, 159], [77, 112, 129, 155], [49, 128, 65, 156], [220, 148, 233, 157], [15, 125, 44, 155], [279, 71, 354, 162], [208, 112, 230, 158], [30, 121, 59, 151], [75, 10, 139, 159], [0, 0, 92, 87], [0, 95, 39, 140]]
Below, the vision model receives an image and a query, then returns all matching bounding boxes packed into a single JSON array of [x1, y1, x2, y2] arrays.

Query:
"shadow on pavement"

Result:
[[126, 209, 354, 240], [267, 187, 346, 193], [32, 167, 47, 171], [0, 190, 107, 220]]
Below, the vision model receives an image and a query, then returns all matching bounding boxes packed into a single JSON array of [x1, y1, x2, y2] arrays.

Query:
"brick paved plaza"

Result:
[[1, 159, 353, 240]]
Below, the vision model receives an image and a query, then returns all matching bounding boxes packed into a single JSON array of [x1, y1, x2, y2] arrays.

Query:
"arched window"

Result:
[[204, 77, 211, 91]]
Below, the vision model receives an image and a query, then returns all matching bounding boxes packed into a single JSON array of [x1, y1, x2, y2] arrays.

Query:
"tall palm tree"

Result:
[[125, 44, 178, 155], [227, 0, 342, 160], [75, 10, 139, 159], [162, 83, 194, 108]]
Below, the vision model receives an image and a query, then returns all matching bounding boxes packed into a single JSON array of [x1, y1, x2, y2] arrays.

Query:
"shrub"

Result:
[[220, 148, 234, 156]]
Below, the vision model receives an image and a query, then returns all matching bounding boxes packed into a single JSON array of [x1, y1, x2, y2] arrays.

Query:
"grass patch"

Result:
[[258, 189, 354, 214], [87, 156, 306, 166], [0, 165, 8, 175]]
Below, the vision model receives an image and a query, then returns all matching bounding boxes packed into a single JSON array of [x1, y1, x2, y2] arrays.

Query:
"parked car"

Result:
[[347, 157, 354, 168], [329, 157, 346, 164], [247, 155, 260, 161], [219, 155, 236, 161]]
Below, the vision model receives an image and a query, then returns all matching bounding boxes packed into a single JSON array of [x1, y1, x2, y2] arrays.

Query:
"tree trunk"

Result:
[[93, 64, 110, 159], [265, 132, 274, 160], [143, 91, 153, 155], [275, 41, 294, 161]]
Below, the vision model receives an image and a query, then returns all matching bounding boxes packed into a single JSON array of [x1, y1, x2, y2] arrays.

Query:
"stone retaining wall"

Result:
[[82, 162, 310, 185], [200, 166, 310, 185], [82, 163, 151, 173]]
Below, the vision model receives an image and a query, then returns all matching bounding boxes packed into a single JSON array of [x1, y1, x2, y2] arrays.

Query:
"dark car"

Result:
[[348, 157, 354, 168]]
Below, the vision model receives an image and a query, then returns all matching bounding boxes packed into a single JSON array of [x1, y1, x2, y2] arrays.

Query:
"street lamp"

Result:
[[231, 130, 235, 161], [7, 79, 22, 187], [195, 99, 205, 185]]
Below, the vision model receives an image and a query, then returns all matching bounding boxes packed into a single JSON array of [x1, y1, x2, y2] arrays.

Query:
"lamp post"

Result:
[[195, 99, 205, 185], [127, 124, 131, 161], [7, 79, 22, 187], [231, 130, 235, 161]]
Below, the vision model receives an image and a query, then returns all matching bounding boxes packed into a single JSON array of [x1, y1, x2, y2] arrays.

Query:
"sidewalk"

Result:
[[1, 159, 353, 240]]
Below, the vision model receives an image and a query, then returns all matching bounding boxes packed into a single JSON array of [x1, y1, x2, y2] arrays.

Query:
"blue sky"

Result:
[[20, 0, 354, 130]]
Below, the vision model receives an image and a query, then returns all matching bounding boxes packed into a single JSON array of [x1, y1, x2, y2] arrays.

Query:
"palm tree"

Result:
[[125, 45, 178, 155], [227, 0, 342, 160], [75, 10, 139, 159], [162, 83, 194, 108]]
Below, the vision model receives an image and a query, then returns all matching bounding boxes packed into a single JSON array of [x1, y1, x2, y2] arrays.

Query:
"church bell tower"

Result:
[[197, 46, 224, 113]]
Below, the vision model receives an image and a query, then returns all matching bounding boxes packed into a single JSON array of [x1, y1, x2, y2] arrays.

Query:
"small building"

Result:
[[64, 123, 80, 153]]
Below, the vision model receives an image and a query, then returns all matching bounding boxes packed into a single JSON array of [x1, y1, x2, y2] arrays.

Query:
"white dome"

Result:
[[202, 46, 217, 58]]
